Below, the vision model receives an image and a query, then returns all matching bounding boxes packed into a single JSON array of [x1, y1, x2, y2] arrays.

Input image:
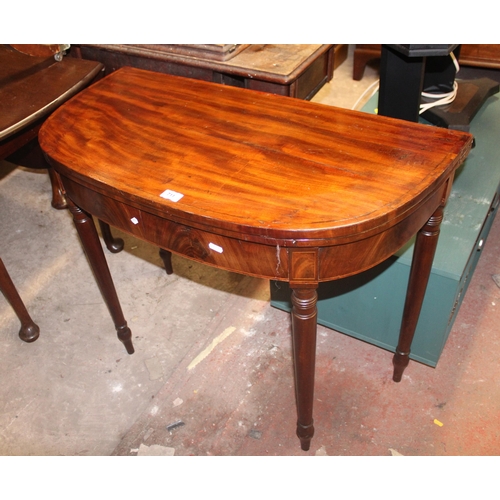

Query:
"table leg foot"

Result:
[[19, 322, 40, 343], [392, 350, 410, 382], [297, 422, 314, 451], [291, 286, 317, 451], [0, 257, 40, 343], [117, 324, 134, 354], [68, 200, 134, 354], [159, 248, 174, 275], [98, 220, 124, 253], [47, 167, 68, 209]]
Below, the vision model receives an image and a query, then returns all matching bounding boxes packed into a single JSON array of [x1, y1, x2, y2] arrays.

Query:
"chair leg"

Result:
[[0, 257, 40, 342]]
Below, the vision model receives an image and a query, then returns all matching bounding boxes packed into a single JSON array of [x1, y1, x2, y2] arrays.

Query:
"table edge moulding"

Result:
[[38, 67, 473, 451]]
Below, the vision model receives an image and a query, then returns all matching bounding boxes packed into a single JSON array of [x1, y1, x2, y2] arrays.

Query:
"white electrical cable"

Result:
[[350, 51, 460, 115], [419, 81, 458, 113], [419, 51, 460, 114], [352, 79, 380, 111]]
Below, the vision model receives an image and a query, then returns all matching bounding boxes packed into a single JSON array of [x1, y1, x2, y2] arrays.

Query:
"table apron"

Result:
[[62, 176, 447, 283]]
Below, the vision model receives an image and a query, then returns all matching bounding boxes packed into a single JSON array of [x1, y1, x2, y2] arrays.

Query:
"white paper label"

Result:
[[131, 217, 139, 225], [160, 189, 184, 202], [208, 242, 223, 253]]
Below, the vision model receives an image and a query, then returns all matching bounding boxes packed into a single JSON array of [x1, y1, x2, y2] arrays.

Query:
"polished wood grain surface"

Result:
[[0, 45, 103, 209], [39, 67, 471, 244], [0, 45, 102, 141], [39, 67, 473, 451]]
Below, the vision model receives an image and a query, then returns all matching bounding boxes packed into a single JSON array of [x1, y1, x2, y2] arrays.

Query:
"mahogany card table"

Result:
[[39, 67, 472, 451]]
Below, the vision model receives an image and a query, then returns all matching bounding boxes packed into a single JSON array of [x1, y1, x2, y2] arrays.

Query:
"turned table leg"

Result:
[[68, 200, 134, 354], [393, 205, 445, 381], [0, 257, 40, 342], [290, 286, 318, 451]]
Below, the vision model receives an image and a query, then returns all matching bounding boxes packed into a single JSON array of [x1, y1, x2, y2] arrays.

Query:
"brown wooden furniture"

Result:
[[450, 44, 500, 69], [0, 44, 104, 208], [39, 67, 472, 451], [353, 44, 381, 81], [0, 44, 103, 340], [72, 44, 336, 100]]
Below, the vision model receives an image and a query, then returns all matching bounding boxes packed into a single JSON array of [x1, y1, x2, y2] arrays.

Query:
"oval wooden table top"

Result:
[[39, 66, 473, 246]]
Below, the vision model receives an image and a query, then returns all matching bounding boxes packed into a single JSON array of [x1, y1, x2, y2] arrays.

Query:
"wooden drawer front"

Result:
[[295, 51, 330, 100], [63, 177, 291, 280]]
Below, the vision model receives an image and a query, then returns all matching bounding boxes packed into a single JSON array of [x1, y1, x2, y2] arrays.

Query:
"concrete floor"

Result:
[[1, 46, 500, 460]]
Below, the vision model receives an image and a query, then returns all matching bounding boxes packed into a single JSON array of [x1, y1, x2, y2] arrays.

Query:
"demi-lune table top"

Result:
[[39, 67, 471, 254]]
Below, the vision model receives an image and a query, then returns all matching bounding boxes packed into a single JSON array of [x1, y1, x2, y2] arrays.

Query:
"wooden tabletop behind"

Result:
[[0, 45, 102, 140]]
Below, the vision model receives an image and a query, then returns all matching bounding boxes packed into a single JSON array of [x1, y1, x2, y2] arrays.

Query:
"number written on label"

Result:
[[160, 189, 184, 202]]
